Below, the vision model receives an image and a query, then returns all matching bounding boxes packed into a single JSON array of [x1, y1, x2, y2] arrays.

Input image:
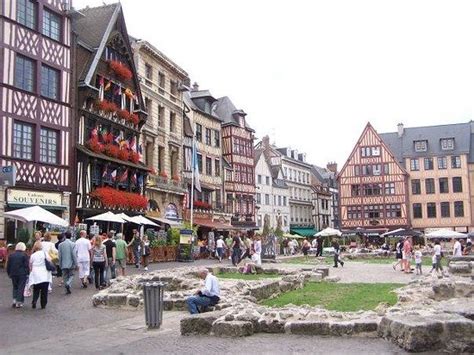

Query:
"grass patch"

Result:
[[282, 256, 332, 265], [217, 272, 281, 280], [262, 282, 403, 311], [350, 257, 447, 267]]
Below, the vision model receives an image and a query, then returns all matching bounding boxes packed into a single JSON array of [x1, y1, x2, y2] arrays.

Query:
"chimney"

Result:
[[397, 123, 404, 137], [192, 82, 199, 91], [262, 135, 270, 148], [327, 162, 338, 173]]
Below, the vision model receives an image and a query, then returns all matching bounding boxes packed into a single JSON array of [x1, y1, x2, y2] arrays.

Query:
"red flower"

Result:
[[130, 113, 139, 126], [117, 149, 129, 161], [104, 144, 120, 158], [117, 109, 131, 120], [102, 132, 114, 144], [129, 151, 140, 164], [193, 200, 211, 209], [172, 174, 180, 181], [108, 60, 133, 81], [89, 187, 147, 210], [86, 137, 104, 153], [96, 100, 118, 113]]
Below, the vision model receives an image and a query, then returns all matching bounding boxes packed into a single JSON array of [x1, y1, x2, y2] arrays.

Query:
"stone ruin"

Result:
[[92, 263, 473, 353]]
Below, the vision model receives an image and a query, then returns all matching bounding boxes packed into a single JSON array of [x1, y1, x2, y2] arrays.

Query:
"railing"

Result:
[[146, 174, 186, 192]]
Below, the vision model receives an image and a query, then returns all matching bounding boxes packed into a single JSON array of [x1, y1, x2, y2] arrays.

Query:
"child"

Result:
[[414, 247, 422, 275], [429, 254, 437, 273]]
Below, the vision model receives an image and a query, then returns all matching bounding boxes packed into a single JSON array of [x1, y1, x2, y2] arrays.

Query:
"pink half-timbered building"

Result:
[[338, 123, 409, 232], [0, 0, 73, 240]]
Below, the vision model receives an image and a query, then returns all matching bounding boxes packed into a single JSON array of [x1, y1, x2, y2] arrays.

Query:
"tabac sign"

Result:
[[7, 189, 62, 207]]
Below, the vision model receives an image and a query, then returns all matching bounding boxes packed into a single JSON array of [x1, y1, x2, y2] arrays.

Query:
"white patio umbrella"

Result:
[[115, 213, 133, 222], [128, 215, 159, 227], [4, 205, 68, 227], [86, 211, 126, 224], [315, 227, 342, 237], [426, 229, 467, 239]]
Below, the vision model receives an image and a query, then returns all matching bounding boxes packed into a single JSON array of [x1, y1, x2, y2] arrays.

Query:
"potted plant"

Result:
[[108, 60, 133, 81], [104, 144, 120, 158], [86, 137, 104, 153]]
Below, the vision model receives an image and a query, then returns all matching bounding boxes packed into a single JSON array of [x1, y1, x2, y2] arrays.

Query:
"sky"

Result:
[[73, 0, 474, 169]]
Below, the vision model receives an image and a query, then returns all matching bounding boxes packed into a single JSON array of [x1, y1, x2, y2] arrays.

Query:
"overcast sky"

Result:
[[73, 0, 474, 168]]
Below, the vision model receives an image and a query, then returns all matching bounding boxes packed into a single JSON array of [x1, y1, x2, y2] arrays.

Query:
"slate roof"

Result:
[[184, 91, 222, 122], [212, 96, 254, 131], [379, 122, 472, 164]]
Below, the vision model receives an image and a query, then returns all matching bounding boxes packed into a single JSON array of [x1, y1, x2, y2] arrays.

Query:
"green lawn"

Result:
[[262, 282, 403, 311], [217, 272, 281, 280], [282, 256, 333, 265], [349, 256, 447, 267]]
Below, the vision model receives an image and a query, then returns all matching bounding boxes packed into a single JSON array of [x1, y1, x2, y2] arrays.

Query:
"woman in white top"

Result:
[[433, 240, 443, 274], [40, 232, 57, 255], [252, 235, 262, 266], [29, 241, 53, 309], [216, 236, 226, 262]]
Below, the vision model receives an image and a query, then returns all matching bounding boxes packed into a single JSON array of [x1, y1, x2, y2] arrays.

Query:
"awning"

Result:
[[7, 203, 67, 210], [290, 228, 318, 237], [147, 216, 182, 227], [194, 218, 233, 231]]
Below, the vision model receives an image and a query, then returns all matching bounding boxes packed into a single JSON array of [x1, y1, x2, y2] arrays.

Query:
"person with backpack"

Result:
[[393, 238, 404, 271]]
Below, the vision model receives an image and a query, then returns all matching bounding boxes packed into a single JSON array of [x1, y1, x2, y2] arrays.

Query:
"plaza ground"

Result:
[[0, 258, 419, 354]]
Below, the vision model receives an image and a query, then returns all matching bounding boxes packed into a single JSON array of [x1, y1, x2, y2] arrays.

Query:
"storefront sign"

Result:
[[7, 189, 62, 206], [180, 229, 193, 244], [165, 203, 178, 220]]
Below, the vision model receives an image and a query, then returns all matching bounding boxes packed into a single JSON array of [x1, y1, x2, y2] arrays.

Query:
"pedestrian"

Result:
[[282, 237, 289, 256], [231, 233, 242, 266], [216, 235, 225, 263], [464, 238, 472, 255], [141, 235, 150, 271], [433, 240, 444, 274], [29, 241, 53, 309], [240, 235, 252, 260], [6, 242, 29, 308], [302, 238, 311, 260], [414, 246, 422, 275], [429, 253, 437, 273], [332, 240, 344, 267], [252, 235, 262, 266], [393, 238, 404, 271], [58, 232, 77, 295], [316, 237, 323, 257], [128, 229, 141, 268], [55, 233, 65, 278], [403, 237, 413, 273], [115, 233, 127, 276], [75, 230, 91, 288], [453, 238, 462, 257], [186, 269, 220, 314], [207, 234, 215, 260], [289, 239, 296, 255], [91, 236, 108, 290], [103, 232, 116, 284]]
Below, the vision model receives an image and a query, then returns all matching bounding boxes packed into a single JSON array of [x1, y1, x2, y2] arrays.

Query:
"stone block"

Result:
[[329, 321, 354, 336], [127, 295, 140, 307], [180, 311, 225, 335], [454, 280, 474, 298], [285, 321, 331, 335], [212, 320, 254, 337], [352, 318, 379, 333], [257, 317, 285, 333], [449, 261, 472, 275], [309, 273, 323, 282], [315, 266, 329, 278], [432, 282, 455, 300], [324, 276, 340, 283], [92, 294, 107, 307], [106, 293, 128, 307]]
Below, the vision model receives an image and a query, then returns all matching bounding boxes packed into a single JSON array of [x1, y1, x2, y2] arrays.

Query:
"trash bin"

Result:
[[143, 281, 165, 329]]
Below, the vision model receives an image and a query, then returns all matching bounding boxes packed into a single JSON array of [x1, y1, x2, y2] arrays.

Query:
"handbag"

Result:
[[44, 252, 56, 272], [23, 278, 32, 298], [48, 249, 59, 264]]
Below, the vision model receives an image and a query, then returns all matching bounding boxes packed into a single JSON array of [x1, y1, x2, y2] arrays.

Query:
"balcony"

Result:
[[146, 174, 186, 194]]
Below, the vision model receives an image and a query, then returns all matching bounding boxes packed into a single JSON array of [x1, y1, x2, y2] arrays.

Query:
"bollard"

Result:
[[143, 281, 165, 329]]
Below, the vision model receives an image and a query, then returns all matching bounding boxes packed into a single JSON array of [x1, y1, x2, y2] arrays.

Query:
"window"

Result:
[[214, 159, 220, 177], [361, 146, 381, 157], [437, 157, 447, 169], [144, 63, 152, 84], [205, 157, 212, 175], [386, 204, 401, 218], [351, 184, 360, 196], [347, 206, 362, 219], [283, 196, 287, 206], [170, 80, 178, 97], [439, 178, 449, 193], [424, 157, 434, 170], [413, 203, 422, 219], [197, 153, 202, 173], [42, 9, 61, 41], [454, 201, 464, 217], [383, 163, 390, 175], [214, 130, 220, 147], [195, 124, 202, 142], [440, 138, 454, 151], [427, 203, 436, 218], [169, 112, 176, 132], [364, 205, 383, 219], [440, 202, 450, 218], [39, 127, 58, 164], [384, 182, 395, 195], [354, 165, 360, 176], [15, 55, 35, 92], [451, 156, 461, 168], [410, 159, 419, 171], [41, 65, 59, 100], [256, 193, 261, 204], [13, 122, 33, 160], [414, 140, 427, 152], [205, 128, 211, 145], [266, 176, 270, 185], [411, 179, 421, 195], [425, 178, 435, 194], [158, 72, 165, 92], [144, 97, 152, 112], [17, 0, 36, 29], [158, 106, 164, 127], [265, 194, 270, 205], [363, 184, 382, 196], [453, 177, 462, 193], [257, 175, 262, 184]]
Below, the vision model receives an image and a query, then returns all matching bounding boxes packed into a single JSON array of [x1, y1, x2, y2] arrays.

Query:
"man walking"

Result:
[[332, 240, 344, 267], [231, 233, 242, 266], [58, 232, 77, 294], [128, 230, 141, 268], [186, 269, 220, 314], [103, 232, 116, 284], [75, 230, 91, 288], [115, 233, 127, 276]]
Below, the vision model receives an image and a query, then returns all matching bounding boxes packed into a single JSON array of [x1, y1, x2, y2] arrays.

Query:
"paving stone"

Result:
[[212, 320, 254, 337], [180, 311, 225, 335]]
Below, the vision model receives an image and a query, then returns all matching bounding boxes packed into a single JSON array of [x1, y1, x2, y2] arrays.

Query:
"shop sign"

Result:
[[7, 189, 62, 206], [165, 203, 178, 220], [180, 229, 193, 244]]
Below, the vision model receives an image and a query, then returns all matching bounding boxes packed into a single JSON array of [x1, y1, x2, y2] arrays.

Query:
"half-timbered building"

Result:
[[338, 123, 409, 232], [0, 0, 73, 241], [72, 4, 148, 225], [213, 96, 256, 230]]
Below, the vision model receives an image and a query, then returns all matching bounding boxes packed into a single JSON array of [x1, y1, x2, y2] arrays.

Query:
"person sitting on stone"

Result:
[[237, 260, 257, 274], [186, 269, 220, 314]]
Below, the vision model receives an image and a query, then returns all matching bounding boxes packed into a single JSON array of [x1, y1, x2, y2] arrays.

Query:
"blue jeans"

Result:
[[232, 248, 242, 266], [62, 268, 74, 289], [133, 249, 140, 266], [186, 295, 211, 314], [11, 275, 28, 303]]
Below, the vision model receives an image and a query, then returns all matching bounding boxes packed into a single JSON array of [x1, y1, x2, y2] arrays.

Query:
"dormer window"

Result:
[[414, 140, 427, 152], [440, 138, 454, 151]]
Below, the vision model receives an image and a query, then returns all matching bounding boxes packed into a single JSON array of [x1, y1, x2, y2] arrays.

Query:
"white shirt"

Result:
[[201, 273, 220, 297], [29, 251, 53, 285], [414, 250, 422, 264], [76, 237, 91, 262], [434, 244, 441, 256], [41, 241, 57, 254], [254, 240, 262, 255], [216, 239, 225, 248], [453, 240, 462, 257], [432, 254, 437, 264]]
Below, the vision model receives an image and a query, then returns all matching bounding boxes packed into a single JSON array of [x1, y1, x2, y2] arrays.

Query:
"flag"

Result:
[[98, 76, 104, 100], [100, 126, 108, 140], [104, 80, 111, 91], [119, 169, 128, 182], [129, 136, 136, 152], [120, 138, 129, 149], [111, 169, 117, 181], [102, 165, 108, 178], [138, 144, 143, 161], [121, 89, 126, 109], [114, 131, 123, 145], [192, 138, 201, 192]]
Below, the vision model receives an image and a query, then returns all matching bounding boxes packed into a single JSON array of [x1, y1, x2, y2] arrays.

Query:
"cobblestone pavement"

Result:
[[0, 258, 407, 354]]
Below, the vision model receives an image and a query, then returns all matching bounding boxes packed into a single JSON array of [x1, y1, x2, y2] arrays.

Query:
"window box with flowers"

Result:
[[95, 100, 118, 114], [89, 187, 147, 211], [107, 60, 133, 81], [87, 137, 104, 154], [193, 200, 212, 210]]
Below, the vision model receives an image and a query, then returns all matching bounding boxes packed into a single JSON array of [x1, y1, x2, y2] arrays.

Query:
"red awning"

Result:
[[194, 218, 233, 231]]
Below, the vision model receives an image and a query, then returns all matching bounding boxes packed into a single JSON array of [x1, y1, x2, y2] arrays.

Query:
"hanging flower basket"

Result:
[[129, 151, 140, 164], [86, 137, 104, 153], [108, 60, 133, 81], [117, 109, 131, 121], [130, 113, 139, 126], [117, 149, 129, 161], [89, 187, 147, 210], [102, 132, 114, 144], [104, 144, 120, 158]]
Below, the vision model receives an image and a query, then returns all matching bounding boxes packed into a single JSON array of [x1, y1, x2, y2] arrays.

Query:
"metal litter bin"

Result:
[[143, 281, 165, 329]]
